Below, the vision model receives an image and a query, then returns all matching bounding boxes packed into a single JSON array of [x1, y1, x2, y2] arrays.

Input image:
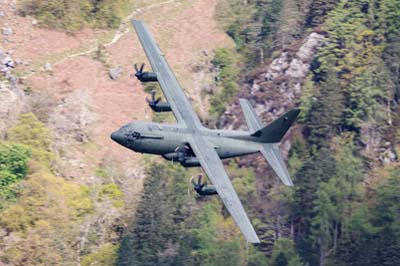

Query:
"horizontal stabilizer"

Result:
[[260, 144, 293, 186], [251, 109, 300, 143]]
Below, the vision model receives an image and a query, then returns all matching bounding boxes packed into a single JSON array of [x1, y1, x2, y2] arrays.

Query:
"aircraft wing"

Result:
[[188, 135, 260, 243], [133, 19, 259, 243], [132, 20, 202, 128]]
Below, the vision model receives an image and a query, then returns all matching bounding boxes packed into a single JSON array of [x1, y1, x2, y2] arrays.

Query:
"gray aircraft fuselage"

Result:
[[111, 121, 262, 165]]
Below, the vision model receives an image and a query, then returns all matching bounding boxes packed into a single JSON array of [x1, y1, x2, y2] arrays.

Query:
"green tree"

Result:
[[7, 113, 54, 166], [19, 0, 128, 32], [0, 142, 30, 202], [210, 48, 239, 116], [305, 70, 344, 147]]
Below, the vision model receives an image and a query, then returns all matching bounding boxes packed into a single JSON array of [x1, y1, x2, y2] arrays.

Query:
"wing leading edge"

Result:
[[132, 20, 202, 128], [188, 135, 260, 243], [132, 19, 260, 243]]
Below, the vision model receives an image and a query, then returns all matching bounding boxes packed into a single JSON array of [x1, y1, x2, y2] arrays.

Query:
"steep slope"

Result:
[[0, 0, 233, 264]]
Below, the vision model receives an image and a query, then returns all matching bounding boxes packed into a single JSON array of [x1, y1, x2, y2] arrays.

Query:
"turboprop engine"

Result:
[[162, 145, 201, 167], [191, 175, 217, 196], [145, 90, 172, 112], [134, 63, 158, 82], [162, 153, 201, 167]]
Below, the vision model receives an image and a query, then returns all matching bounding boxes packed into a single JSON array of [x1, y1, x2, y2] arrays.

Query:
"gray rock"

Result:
[[388, 149, 397, 161], [0, 87, 22, 135], [286, 58, 309, 78], [14, 58, 22, 65], [296, 33, 325, 61], [2, 26, 13, 36], [31, 18, 38, 25], [109, 67, 122, 80], [1, 55, 14, 68], [43, 62, 52, 72]]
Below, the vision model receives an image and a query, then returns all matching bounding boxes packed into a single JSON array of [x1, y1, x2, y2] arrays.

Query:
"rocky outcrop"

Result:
[[0, 84, 22, 136], [0, 49, 18, 88], [0, 49, 24, 135], [221, 32, 324, 130], [219, 32, 325, 174], [49, 89, 97, 146]]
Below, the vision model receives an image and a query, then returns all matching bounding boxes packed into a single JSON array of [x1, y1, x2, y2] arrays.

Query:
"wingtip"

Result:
[[286, 181, 294, 187], [248, 237, 261, 244], [131, 19, 143, 25], [287, 108, 301, 120], [282, 175, 294, 186]]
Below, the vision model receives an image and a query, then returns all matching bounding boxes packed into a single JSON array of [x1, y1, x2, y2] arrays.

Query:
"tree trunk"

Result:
[[276, 215, 282, 239], [259, 47, 264, 65], [333, 221, 338, 253], [290, 219, 294, 239], [319, 240, 326, 266]]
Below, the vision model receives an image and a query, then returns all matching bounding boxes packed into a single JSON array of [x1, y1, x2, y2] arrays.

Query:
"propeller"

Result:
[[134, 63, 145, 79], [145, 90, 162, 107], [191, 174, 206, 193], [174, 145, 191, 162]]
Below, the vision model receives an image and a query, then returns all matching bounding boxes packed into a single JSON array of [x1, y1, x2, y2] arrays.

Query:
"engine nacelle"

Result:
[[180, 157, 201, 167], [162, 152, 179, 161], [162, 153, 200, 167], [137, 72, 158, 82], [195, 185, 218, 196], [149, 102, 172, 112]]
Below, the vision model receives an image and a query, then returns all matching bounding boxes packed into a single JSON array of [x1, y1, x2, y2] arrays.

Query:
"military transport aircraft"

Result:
[[111, 20, 300, 243]]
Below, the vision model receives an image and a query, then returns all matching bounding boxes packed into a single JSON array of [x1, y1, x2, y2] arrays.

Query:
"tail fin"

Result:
[[251, 109, 300, 143], [239, 99, 263, 132], [238, 99, 299, 186]]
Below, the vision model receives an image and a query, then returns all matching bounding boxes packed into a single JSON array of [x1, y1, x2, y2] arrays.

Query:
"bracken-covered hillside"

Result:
[[0, 0, 399, 266]]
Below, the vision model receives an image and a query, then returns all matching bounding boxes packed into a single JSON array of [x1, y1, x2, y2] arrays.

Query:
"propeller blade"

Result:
[[145, 97, 151, 104], [190, 177, 197, 186], [134, 63, 139, 72], [140, 63, 145, 72], [198, 175, 202, 186], [155, 97, 162, 104], [151, 90, 157, 101]]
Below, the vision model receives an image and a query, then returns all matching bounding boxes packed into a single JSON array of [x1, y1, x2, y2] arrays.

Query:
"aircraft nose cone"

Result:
[[111, 130, 124, 145]]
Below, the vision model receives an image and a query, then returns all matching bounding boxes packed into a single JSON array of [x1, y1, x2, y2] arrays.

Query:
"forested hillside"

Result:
[[120, 0, 400, 266], [0, 0, 399, 266]]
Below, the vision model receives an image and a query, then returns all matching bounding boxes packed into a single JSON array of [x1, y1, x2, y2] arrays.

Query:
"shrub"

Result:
[[0, 142, 31, 202], [19, 0, 129, 32], [210, 48, 239, 116]]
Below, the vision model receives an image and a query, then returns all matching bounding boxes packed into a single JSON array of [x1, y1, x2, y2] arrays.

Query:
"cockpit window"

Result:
[[131, 131, 141, 139], [125, 131, 141, 141]]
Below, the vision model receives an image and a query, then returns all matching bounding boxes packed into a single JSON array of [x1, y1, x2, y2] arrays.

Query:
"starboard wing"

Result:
[[132, 20, 202, 128], [188, 135, 260, 243]]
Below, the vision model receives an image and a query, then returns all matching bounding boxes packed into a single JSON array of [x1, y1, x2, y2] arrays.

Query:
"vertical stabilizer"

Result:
[[239, 98, 263, 132], [251, 109, 300, 143]]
